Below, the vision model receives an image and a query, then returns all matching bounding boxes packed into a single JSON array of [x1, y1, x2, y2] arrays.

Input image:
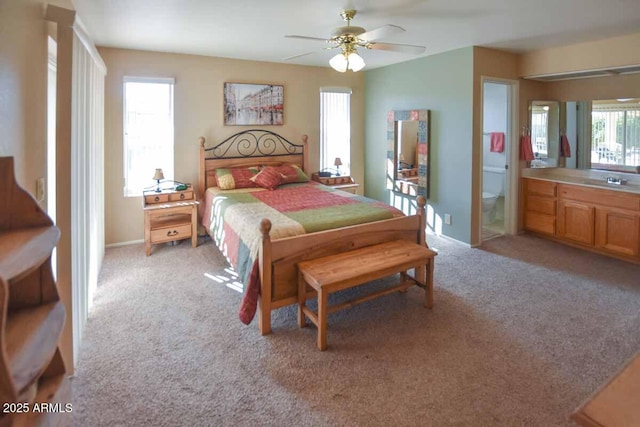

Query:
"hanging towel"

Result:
[[560, 134, 571, 157], [490, 132, 505, 153], [520, 135, 535, 161]]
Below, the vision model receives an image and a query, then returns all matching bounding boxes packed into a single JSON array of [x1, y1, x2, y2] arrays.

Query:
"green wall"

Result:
[[364, 47, 474, 243]]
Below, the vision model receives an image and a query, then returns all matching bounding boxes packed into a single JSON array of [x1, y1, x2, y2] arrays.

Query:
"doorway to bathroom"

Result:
[[481, 79, 517, 242]]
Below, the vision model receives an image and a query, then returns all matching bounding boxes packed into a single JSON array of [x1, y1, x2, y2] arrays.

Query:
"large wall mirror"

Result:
[[529, 98, 640, 173], [386, 109, 431, 197]]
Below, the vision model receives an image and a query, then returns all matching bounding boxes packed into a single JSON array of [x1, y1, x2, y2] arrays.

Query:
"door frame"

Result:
[[479, 76, 520, 242]]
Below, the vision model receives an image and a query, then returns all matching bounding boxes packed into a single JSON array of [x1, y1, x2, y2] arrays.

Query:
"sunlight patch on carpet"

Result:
[[204, 268, 243, 293]]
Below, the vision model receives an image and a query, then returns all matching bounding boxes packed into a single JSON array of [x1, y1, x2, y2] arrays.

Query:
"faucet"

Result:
[[605, 176, 627, 185]]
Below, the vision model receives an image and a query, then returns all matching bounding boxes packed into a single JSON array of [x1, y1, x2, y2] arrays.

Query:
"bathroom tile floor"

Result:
[[482, 220, 504, 241]]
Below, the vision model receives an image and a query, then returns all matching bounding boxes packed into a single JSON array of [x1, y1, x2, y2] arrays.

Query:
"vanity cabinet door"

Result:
[[595, 207, 640, 257], [557, 200, 595, 245]]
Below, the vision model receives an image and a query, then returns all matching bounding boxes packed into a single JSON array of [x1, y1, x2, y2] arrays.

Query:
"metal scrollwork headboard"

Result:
[[198, 129, 308, 203], [204, 129, 304, 159]]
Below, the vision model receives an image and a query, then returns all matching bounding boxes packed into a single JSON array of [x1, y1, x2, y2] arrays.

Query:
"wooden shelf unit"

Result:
[[0, 157, 68, 427]]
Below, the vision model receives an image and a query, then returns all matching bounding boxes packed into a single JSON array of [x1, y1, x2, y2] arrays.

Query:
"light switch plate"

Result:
[[444, 213, 452, 225], [36, 177, 45, 202]]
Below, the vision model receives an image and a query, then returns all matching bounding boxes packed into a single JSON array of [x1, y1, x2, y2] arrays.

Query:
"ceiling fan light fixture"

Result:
[[329, 51, 365, 73], [329, 53, 348, 72]]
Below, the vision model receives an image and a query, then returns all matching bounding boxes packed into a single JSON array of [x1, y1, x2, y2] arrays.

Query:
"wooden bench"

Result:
[[297, 239, 437, 351], [571, 352, 640, 426]]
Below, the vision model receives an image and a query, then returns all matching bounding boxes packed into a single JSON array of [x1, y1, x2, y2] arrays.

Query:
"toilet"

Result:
[[482, 167, 505, 225]]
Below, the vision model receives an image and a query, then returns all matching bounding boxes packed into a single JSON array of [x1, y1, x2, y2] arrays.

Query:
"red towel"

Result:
[[520, 135, 534, 161], [490, 132, 505, 153], [560, 135, 571, 157]]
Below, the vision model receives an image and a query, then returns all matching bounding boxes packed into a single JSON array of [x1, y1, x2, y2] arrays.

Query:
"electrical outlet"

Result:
[[444, 213, 452, 225], [36, 177, 45, 202]]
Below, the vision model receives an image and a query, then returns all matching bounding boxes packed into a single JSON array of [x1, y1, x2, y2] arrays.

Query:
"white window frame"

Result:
[[123, 76, 175, 197], [320, 87, 352, 176]]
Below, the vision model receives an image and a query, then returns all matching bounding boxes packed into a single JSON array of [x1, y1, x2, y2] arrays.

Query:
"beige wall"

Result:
[[0, 0, 49, 197], [519, 32, 640, 77], [472, 47, 520, 245], [100, 48, 365, 244], [541, 73, 640, 101]]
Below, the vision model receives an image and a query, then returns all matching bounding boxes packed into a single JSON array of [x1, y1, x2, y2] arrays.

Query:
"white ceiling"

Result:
[[73, 0, 640, 71]]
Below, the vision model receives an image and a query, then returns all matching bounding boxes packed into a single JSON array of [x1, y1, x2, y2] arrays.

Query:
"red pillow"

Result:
[[250, 166, 283, 190], [274, 164, 309, 184]]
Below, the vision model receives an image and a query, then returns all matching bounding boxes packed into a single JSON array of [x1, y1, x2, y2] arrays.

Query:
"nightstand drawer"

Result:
[[145, 193, 170, 204], [169, 190, 194, 202], [150, 223, 192, 244]]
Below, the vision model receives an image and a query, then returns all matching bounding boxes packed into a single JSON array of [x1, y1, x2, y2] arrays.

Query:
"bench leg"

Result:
[[317, 289, 328, 351], [298, 271, 306, 328], [425, 259, 434, 309], [399, 271, 409, 293]]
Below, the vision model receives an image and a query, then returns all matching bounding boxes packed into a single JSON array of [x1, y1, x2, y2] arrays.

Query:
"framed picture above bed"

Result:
[[223, 83, 284, 126]]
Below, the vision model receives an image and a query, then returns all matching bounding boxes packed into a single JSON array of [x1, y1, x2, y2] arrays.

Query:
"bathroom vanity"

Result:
[[522, 169, 640, 263]]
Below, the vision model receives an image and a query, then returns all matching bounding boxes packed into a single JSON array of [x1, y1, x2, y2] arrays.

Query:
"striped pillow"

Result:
[[250, 166, 283, 190], [216, 167, 260, 190]]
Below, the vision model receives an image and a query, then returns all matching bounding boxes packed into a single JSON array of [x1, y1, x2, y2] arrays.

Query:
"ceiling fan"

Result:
[[284, 9, 426, 72]]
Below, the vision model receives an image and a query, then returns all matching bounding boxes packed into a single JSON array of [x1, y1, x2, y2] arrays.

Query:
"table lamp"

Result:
[[152, 168, 164, 192], [334, 157, 342, 176]]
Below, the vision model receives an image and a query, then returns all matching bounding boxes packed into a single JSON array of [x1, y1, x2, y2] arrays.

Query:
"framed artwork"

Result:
[[224, 83, 284, 125]]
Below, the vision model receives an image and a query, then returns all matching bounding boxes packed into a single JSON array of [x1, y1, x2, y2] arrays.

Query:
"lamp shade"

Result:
[[152, 168, 165, 181], [347, 52, 365, 72], [334, 157, 343, 167], [329, 53, 348, 73], [399, 153, 406, 162], [330, 51, 366, 73]]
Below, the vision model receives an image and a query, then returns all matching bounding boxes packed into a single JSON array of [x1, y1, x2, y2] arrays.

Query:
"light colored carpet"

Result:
[[71, 233, 640, 426]]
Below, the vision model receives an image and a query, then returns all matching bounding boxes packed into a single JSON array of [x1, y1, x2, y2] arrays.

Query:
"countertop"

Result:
[[522, 168, 640, 195]]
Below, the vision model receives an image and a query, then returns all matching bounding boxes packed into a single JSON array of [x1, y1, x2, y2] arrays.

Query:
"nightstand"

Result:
[[143, 187, 199, 256], [311, 173, 360, 194]]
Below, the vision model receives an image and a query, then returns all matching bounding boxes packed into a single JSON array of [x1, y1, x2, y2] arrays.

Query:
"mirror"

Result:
[[529, 100, 560, 168], [386, 109, 431, 197], [529, 98, 640, 173]]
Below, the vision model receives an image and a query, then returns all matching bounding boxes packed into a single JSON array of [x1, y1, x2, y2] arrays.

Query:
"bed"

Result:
[[198, 129, 427, 335]]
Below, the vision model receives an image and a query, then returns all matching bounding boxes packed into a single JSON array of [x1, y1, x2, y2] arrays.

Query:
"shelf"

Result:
[[150, 214, 191, 229], [13, 372, 70, 427], [4, 301, 65, 394], [0, 227, 60, 284]]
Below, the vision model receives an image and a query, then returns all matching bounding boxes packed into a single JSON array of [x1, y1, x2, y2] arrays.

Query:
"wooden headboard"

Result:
[[198, 129, 308, 199]]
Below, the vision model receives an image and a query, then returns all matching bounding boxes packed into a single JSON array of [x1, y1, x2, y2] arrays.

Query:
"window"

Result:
[[123, 77, 174, 197], [320, 88, 351, 176], [591, 102, 640, 169]]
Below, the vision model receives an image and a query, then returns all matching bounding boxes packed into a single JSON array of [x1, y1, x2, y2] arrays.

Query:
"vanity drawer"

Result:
[[559, 184, 640, 211], [525, 179, 557, 197], [524, 212, 556, 235], [526, 195, 557, 216]]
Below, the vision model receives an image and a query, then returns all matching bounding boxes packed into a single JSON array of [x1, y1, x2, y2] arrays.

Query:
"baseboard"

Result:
[[105, 239, 144, 248], [426, 230, 471, 248]]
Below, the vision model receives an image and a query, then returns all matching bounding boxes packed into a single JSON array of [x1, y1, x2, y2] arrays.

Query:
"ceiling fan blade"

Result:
[[283, 51, 316, 61], [285, 35, 330, 42], [367, 42, 426, 55], [358, 24, 405, 42]]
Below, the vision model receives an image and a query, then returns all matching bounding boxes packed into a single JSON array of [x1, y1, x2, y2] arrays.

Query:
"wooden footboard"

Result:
[[257, 196, 427, 335]]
